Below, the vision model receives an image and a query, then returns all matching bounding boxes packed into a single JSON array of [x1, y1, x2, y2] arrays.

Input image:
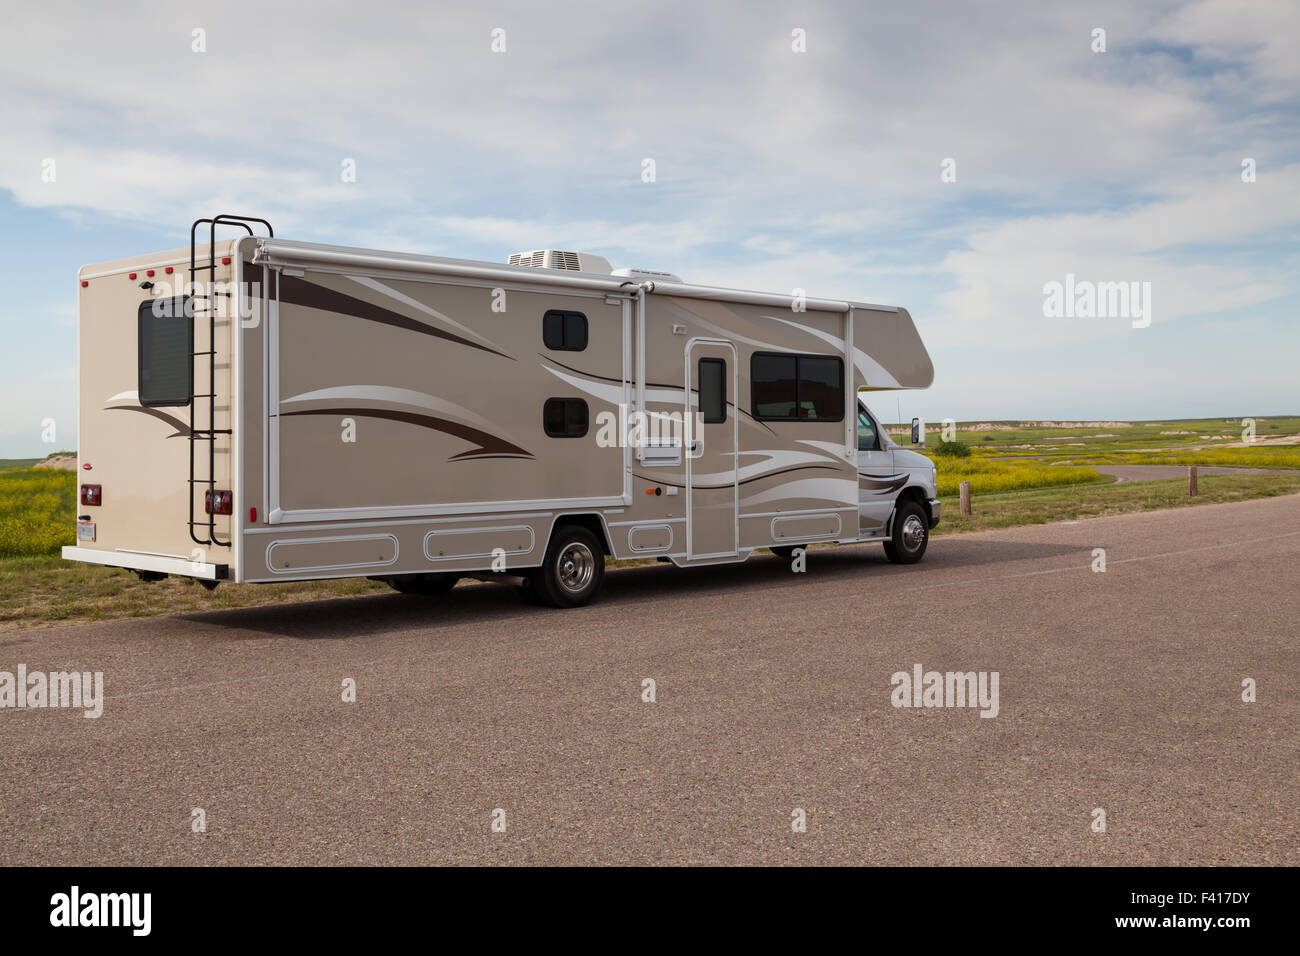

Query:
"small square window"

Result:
[[542, 310, 588, 351], [543, 398, 589, 437]]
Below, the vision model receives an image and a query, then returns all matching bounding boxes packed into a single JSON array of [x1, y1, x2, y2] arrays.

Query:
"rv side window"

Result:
[[138, 298, 193, 407], [751, 354, 797, 418], [698, 358, 726, 423], [751, 352, 844, 422], [543, 398, 589, 437], [799, 356, 844, 420], [542, 310, 588, 351]]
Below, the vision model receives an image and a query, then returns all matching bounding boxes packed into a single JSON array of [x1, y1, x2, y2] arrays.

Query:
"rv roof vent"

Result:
[[611, 267, 684, 284], [508, 249, 613, 275]]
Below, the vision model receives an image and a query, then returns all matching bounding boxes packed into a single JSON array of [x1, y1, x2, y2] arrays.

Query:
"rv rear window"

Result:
[[543, 398, 589, 437], [138, 298, 193, 407], [542, 310, 588, 351], [751, 352, 844, 422]]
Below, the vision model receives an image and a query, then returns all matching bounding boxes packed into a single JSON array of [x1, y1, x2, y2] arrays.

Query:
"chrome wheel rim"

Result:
[[557, 542, 595, 594], [901, 515, 926, 551]]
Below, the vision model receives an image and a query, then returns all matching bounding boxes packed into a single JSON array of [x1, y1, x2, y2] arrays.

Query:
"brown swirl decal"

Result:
[[277, 273, 512, 359], [105, 405, 191, 438], [282, 407, 533, 461], [858, 472, 910, 495]]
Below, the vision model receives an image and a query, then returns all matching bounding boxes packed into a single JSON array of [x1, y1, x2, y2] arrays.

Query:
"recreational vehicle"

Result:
[[63, 215, 939, 608]]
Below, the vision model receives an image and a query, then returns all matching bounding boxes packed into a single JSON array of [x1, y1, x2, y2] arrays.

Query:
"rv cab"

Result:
[[856, 400, 941, 559]]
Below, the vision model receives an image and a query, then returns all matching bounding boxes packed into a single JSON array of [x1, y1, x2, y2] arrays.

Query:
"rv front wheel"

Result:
[[386, 573, 459, 596], [883, 501, 929, 565], [530, 526, 605, 608]]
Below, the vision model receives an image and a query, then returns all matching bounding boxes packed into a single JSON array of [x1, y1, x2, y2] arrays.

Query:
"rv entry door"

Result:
[[685, 339, 738, 561]]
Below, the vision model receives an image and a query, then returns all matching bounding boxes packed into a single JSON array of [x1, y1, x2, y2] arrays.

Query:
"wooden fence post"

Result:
[[959, 480, 972, 516], [1188, 465, 1198, 496]]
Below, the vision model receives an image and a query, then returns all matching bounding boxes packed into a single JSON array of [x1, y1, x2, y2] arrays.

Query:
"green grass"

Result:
[[887, 416, 1300, 465], [0, 553, 388, 630], [935, 458, 1108, 497], [931, 471, 1300, 534], [0, 468, 76, 558], [1053, 446, 1300, 469]]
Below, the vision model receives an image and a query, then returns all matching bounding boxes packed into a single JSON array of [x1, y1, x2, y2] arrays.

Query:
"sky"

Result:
[[1, 0, 1296, 456]]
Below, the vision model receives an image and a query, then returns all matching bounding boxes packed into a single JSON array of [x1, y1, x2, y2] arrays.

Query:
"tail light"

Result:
[[80, 484, 102, 506], [205, 489, 233, 515]]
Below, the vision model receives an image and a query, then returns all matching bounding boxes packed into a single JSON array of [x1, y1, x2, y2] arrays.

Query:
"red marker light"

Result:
[[129, 273, 137, 280], [221, 256, 231, 265], [146, 269, 155, 277], [165, 266, 174, 274], [80, 280, 88, 287], [82, 463, 92, 470], [249, 506, 258, 522]]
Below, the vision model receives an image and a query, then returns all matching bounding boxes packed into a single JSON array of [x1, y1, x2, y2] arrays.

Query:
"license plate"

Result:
[[77, 521, 96, 543]]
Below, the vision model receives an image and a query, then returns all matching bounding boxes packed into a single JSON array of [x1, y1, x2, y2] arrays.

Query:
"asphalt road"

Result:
[[2, 496, 1297, 865]]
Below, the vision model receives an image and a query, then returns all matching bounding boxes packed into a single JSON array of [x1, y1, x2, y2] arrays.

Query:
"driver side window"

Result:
[[857, 406, 879, 451]]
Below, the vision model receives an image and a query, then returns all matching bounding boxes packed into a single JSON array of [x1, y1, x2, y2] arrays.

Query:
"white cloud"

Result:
[[0, 0, 1296, 447], [932, 163, 1299, 346]]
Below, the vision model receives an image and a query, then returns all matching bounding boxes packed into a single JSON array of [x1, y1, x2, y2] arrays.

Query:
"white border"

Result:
[[265, 533, 399, 575], [627, 524, 674, 553], [423, 524, 536, 562], [770, 512, 842, 541]]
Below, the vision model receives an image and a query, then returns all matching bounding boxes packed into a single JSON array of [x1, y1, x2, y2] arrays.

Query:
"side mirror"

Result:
[[911, 417, 925, 445]]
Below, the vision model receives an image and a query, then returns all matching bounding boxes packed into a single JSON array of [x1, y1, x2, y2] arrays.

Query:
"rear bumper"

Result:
[[927, 498, 941, 529], [62, 546, 228, 581]]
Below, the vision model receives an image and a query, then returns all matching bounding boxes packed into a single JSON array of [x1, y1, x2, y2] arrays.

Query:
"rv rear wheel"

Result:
[[530, 526, 605, 608], [769, 544, 805, 558], [883, 501, 929, 565], [386, 573, 459, 596]]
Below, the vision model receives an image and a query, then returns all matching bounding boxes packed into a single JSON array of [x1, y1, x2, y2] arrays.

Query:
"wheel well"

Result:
[[888, 486, 928, 535], [896, 486, 928, 509], [551, 513, 613, 556]]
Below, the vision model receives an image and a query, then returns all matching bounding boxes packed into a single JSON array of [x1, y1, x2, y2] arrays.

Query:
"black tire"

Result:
[[883, 501, 929, 565], [528, 526, 605, 608], [769, 544, 805, 558], [386, 573, 459, 596]]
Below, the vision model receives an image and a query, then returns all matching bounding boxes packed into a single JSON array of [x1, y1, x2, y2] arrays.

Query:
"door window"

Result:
[[857, 406, 879, 450], [698, 358, 726, 423]]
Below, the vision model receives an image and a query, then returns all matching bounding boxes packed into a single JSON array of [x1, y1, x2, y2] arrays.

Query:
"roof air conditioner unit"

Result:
[[507, 250, 613, 275]]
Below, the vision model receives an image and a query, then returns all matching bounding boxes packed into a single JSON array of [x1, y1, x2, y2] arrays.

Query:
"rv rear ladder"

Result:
[[187, 215, 273, 548]]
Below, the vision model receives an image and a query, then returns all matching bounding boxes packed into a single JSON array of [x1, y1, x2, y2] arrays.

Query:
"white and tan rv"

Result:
[[63, 215, 939, 607]]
